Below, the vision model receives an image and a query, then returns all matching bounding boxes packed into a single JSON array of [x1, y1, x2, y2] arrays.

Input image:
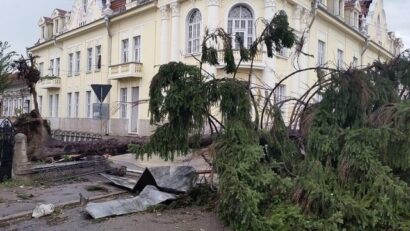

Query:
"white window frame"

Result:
[[75, 51, 81, 75], [274, 84, 286, 104], [318, 40, 326, 66], [95, 45, 102, 70], [39, 96, 43, 114], [120, 88, 128, 119], [74, 92, 79, 118], [352, 56, 358, 68], [55, 58, 60, 76], [39, 62, 44, 77], [121, 39, 129, 63], [49, 95, 53, 117], [86, 91, 92, 118], [67, 93, 72, 117], [227, 5, 254, 49], [133, 36, 141, 63], [55, 94, 59, 117], [186, 9, 202, 54], [337, 49, 344, 69], [49, 59, 54, 76], [87, 48, 93, 72], [68, 53, 73, 76]]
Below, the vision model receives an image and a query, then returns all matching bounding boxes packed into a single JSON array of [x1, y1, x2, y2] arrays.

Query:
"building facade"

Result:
[[0, 74, 31, 118], [27, 0, 402, 136]]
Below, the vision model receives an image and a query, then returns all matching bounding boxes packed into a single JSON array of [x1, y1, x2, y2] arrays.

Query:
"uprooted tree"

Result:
[[13, 54, 51, 160], [130, 10, 410, 231]]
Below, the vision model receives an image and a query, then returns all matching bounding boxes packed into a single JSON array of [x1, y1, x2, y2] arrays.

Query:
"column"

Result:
[[170, 2, 180, 62], [262, 0, 276, 89], [207, 0, 220, 33], [160, 5, 170, 64], [206, 0, 221, 77]]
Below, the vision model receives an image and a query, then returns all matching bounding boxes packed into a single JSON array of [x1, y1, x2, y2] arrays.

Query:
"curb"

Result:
[[0, 190, 127, 223]]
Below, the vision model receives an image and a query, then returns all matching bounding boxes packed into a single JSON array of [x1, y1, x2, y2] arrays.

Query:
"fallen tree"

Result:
[[131, 11, 410, 231]]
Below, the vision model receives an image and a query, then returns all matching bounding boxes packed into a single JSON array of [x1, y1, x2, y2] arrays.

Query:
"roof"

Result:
[[6, 73, 26, 87], [360, 0, 373, 17], [111, 0, 126, 13]]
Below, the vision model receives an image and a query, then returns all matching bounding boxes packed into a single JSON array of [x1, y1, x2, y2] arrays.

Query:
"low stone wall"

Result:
[[51, 130, 102, 142], [46, 117, 156, 136], [12, 133, 112, 182]]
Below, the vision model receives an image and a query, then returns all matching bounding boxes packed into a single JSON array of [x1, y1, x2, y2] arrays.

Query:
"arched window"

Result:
[[228, 5, 254, 49], [186, 9, 202, 54]]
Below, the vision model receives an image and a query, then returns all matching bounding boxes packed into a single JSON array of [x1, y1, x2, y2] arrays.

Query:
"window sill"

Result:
[[95, 69, 101, 73], [276, 54, 289, 60], [184, 52, 202, 58], [67, 74, 72, 77], [74, 73, 80, 76], [86, 71, 92, 74]]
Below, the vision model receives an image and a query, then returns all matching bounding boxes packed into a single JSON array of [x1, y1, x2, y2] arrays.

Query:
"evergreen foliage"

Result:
[[131, 11, 410, 230], [0, 41, 15, 93]]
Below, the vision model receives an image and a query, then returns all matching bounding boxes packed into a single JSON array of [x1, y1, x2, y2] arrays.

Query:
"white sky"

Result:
[[0, 0, 409, 55]]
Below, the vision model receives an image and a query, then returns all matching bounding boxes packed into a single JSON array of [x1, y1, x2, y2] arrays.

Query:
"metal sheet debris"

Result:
[[101, 166, 197, 194], [85, 185, 176, 219], [100, 173, 138, 190]]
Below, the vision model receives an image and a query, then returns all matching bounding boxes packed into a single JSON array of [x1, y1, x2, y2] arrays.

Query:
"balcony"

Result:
[[216, 50, 266, 70], [108, 62, 143, 80], [39, 77, 61, 89]]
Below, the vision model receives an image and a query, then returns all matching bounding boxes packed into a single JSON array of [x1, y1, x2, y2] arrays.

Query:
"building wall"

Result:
[[28, 0, 401, 136]]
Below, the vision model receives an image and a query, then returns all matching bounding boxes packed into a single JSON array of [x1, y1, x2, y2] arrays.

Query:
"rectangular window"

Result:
[[39, 96, 43, 114], [87, 48, 93, 72], [42, 26, 45, 39], [55, 94, 59, 117], [353, 56, 358, 68], [49, 95, 53, 117], [39, 62, 44, 77], [274, 84, 286, 104], [95, 45, 102, 70], [75, 51, 81, 74], [318, 40, 326, 66], [68, 53, 73, 76], [133, 36, 141, 63], [49, 59, 54, 76], [55, 20, 59, 34], [74, 92, 79, 118], [278, 48, 289, 58], [120, 88, 127, 119], [67, 93, 72, 117], [55, 58, 60, 76], [86, 91, 92, 118], [337, 49, 344, 69], [121, 39, 129, 63]]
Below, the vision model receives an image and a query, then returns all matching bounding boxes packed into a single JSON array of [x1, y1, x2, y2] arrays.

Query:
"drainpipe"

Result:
[[53, 36, 63, 50], [104, 15, 112, 135], [307, 0, 319, 31], [361, 37, 370, 66]]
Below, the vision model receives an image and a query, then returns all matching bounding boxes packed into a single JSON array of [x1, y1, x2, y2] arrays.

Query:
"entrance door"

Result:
[[130, 87, 139, 133]]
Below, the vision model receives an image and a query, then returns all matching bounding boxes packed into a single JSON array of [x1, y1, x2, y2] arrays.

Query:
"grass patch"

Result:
[[85, 185, 109, 192], [0, 179, 36, 189], [45, 207, 68, 226], [16, 192, 34, 200]]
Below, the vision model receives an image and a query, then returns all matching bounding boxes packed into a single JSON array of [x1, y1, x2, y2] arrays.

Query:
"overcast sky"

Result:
[[0, 0, 409, 55]]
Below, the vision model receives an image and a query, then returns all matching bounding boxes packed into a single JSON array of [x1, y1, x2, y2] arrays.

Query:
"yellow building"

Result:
[[28, 0, 402, 136]]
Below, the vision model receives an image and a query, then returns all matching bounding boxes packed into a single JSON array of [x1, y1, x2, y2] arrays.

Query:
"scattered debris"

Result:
[[101, 166, 197, 194], [79, 193, 89, 206], [85, 185, 109, 192], [16, 192, 34, 200], [32, 204, 55, 218], [85, 185, 176, 219]]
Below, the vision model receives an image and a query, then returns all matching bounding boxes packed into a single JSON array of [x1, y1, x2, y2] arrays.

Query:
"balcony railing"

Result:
[[39, 77, 61, 89], [217, 50, 266, 69], [108, 62, 143, 80]]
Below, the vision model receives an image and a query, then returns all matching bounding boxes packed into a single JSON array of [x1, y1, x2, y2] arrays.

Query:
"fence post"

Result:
[[12, 133, 30, 181]]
